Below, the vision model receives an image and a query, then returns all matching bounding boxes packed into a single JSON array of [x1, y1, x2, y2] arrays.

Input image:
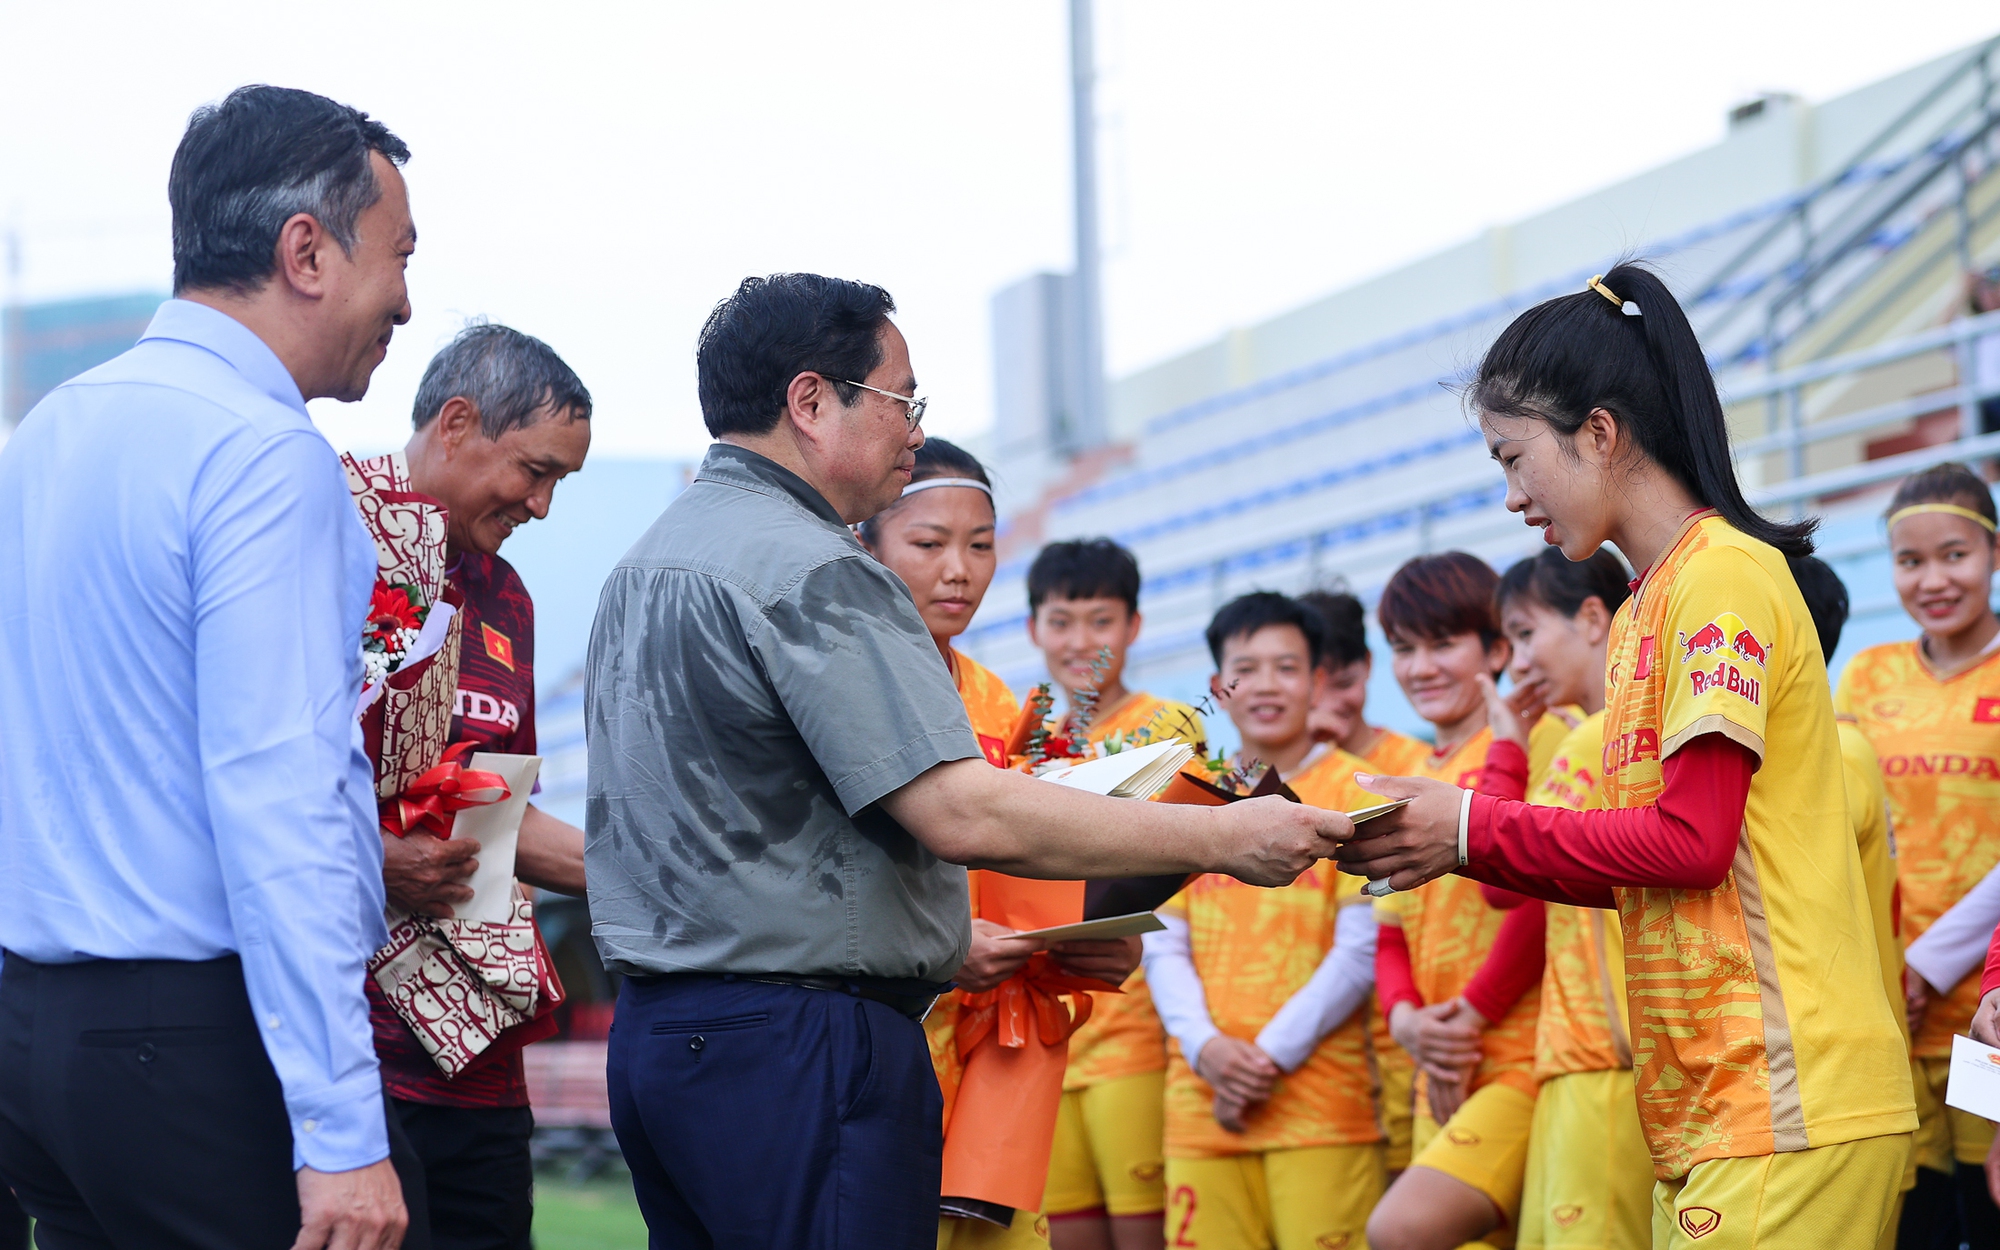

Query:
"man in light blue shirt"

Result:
[[0, 86, 416, 1250]]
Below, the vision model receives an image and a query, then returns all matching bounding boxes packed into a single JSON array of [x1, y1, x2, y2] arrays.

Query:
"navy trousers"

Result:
[[607, 975, 943, 1249]]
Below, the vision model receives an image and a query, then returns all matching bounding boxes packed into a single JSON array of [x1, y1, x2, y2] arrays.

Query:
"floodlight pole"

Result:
[[1069, 0, 1107, 451]]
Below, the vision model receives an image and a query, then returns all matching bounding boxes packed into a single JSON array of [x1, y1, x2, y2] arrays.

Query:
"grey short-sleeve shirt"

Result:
[[584, 443, 980, 980]]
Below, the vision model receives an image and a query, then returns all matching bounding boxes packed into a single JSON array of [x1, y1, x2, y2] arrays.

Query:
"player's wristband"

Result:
[[1457, 788, 1473, 868]]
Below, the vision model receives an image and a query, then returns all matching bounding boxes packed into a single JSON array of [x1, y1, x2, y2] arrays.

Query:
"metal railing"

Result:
[[1730, 306, 2000, 503], [1694, 34, 2000, 366]]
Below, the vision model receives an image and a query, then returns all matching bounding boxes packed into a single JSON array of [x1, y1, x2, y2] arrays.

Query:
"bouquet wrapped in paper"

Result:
[[344, 451, 562, 1077]]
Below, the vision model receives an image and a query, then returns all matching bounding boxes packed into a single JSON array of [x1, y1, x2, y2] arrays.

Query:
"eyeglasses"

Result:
[[837, 378, 927, 431]]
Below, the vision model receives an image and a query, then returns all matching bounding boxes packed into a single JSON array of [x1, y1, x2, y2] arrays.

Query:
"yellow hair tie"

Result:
[[1887, 503, 1997, 533], [1588, 275, 1642, 317]]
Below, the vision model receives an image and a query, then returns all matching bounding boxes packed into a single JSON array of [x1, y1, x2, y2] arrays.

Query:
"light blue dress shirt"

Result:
[[0, 300, 389, 1171]]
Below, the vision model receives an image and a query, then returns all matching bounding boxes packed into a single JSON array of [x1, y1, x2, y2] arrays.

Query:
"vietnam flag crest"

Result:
[[481, 622, 516, 672], [977, 734, 1009, 768], [1974, 697, 2000, 723]]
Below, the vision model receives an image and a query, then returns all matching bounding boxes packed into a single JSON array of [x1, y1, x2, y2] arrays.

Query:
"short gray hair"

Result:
[[411, 322, 593, 437]]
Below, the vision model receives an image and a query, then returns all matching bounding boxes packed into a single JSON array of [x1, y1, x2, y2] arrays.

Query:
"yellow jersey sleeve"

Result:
[[1656, 544, 1787, 762]]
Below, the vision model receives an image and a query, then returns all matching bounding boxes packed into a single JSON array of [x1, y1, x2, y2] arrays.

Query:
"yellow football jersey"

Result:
[[1061, 692, 1207, 1091], [1159, 863, 1380, 1158], [1834, 642, 2000, 1056], [1370, 717, 1570, 1100], [1525, 711, 1634, 1082], [1600, 513, 1914, 1180], [1361, 727, 1434, 777]]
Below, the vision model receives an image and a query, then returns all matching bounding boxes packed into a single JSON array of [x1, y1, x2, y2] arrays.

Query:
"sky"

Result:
[[3, 1, 1998, 459]]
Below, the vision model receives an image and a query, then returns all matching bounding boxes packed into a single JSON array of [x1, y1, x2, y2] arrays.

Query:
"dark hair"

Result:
[[1472, 262, 1815, 557], [695, 274, 897, 438], [1378, 552, 1501, 647], [1787, 555, 1849, 663], [412, 322, 592, 437], [170, 85, 410, 295], [1298, 589, 1370, 669], [1885, 461, 1997, 529], [1205, 592, 1330, 668], [1028, 538, 1141, 613], [1495, 548, 1632, 621], [854, 437, 993, 547]]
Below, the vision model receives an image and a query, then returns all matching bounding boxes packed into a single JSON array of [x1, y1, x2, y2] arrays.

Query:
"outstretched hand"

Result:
[[1329, 773, 1466, 893], [1219, 796, 1353, 887]]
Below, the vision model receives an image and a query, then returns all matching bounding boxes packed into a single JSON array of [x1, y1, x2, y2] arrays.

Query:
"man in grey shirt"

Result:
[[587, 273, 1349, 1249]]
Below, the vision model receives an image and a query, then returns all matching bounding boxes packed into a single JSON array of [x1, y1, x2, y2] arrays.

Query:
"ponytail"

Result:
[[1472, 261, 1816, 557]]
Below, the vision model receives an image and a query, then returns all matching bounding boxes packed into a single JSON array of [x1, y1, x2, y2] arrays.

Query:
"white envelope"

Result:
[[1945, 1032, 2000, 1124], [994, 911, 1169, 945], [450, 753, 542, 924]]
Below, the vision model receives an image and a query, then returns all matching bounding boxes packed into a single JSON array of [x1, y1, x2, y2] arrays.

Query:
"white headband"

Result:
[[901, 476, 993, 500]]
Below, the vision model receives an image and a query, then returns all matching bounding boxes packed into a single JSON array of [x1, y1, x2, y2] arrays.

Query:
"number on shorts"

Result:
[[1171, 1184, 1199, 1248]]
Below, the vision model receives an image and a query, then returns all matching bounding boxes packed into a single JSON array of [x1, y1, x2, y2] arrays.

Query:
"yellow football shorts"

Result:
[[1164, 1143, 1386, 1250], [1410, 1082, 1537, 1235], [937, 1208, 1051, 1249], [1914, 1054, 1994, 1169], [1650, 1133, 1912, 1250], [1517, 1069, 1652, 1250], [1044, 1070, 1167, 1217]]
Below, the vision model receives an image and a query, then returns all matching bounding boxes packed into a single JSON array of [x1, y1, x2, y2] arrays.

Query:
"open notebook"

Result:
[[1037, 739, 1196, 800]]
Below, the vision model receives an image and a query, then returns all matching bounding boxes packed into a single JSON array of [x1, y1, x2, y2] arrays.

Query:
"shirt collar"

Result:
[[139, 299, 309, 417], [696, 442, 848, 530]]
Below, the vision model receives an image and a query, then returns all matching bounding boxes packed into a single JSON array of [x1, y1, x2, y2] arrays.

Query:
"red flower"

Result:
[[366, 584, 425, 639]]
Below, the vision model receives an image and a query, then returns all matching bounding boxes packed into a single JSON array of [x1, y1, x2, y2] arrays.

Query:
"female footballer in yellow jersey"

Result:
[[1485, 548, 1652, 1250], [1343, 266, 1915, 1249], [860, 439, 1137, 1250], [1832, 463, 2000, 1244], [1363, 553, 1571, 1250], [1146, 593, 1390, 1250]]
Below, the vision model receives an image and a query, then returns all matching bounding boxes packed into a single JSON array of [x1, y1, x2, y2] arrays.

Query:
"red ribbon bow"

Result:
[[954, 953, 1114, 1059], [380, 741, 512, 839]]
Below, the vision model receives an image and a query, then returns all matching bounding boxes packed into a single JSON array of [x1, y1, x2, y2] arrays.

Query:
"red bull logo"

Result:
[[1731, 629, 1769, 668], [1677, 614, 1769, 669], [1678, 622, 1727, 662]]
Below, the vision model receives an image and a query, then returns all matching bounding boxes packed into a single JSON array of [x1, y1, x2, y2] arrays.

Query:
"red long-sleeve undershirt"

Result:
[[1376, 923, 1420, 1016], [1371, 889, 1547, 1021], [1461, 734, 1758, 908], [1370, 736, 1547, 1022]]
